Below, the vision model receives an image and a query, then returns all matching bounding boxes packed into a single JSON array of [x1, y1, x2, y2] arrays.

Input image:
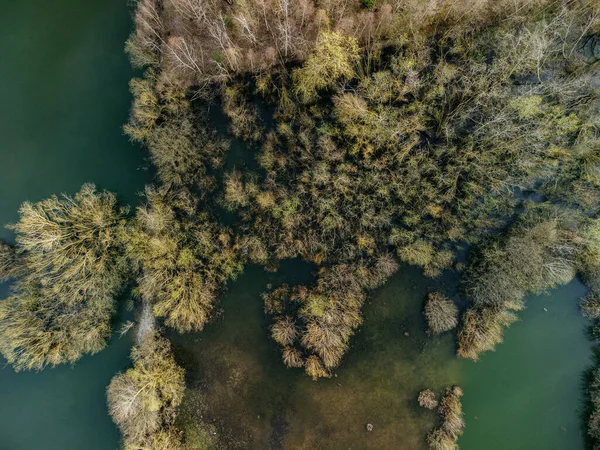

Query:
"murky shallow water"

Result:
[[171, 263, 591, 450]]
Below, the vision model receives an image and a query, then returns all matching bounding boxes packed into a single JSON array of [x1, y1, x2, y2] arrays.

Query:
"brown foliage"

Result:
[[424, 292, 458, 335]]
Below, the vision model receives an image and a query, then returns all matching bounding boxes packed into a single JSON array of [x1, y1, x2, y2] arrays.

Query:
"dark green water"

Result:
[[0, 0, 149, 449], [0, 0, 593, 449]]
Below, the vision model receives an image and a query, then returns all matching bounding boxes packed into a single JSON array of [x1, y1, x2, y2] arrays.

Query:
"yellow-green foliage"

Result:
[[125, 73, 228, 189], [264, 256, 398, 378], [465, 212, 578, 310], [581, 293, 600, 320], [126, 0, 600, 381], [107, 333, 185, 449], [0, 185, 129, 371], [578, 219, 600, 292], [127, 187, 244, 332], [293, 31, 359, 102], [544, 138, 600, 214], [0, 241, 17, 282], [221, 82, 263, 142], [457, 306, 518, 361], [305, 355, 328, 381], [10, 184, 129, 305], [0, 284, 114, 372]]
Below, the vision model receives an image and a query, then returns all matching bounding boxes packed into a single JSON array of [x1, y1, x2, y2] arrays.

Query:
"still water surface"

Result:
[[0, 0, 592, 449], [0, 0, 148, 449]]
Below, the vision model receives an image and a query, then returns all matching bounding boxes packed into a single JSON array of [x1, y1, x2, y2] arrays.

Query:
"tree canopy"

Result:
[[0, 185, 129, 371]]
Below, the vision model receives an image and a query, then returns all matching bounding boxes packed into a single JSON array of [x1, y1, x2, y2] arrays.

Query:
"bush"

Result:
[[127, 186, 244, 332], [427, 428, 457, 450], [459, 208, 581, 360], [457, 307, 517, 361], [362, 0, 375, 8], [426, 386, 464, 450], [0, 241, 16, 282], [305, 355, 328, 381], [424, 292, 458, 335], [581, 293, 600, 319], [293, 31, 359, 102], [418, 389, 439, 409], [271, 317, 298, 346], [282, 346, 304, 368]]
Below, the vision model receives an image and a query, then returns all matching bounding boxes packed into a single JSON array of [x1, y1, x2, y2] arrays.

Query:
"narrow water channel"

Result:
[[0, 1, 593, 449]]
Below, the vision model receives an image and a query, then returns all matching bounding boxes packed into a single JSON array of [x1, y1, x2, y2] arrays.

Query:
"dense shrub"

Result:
[[126, 186, 244, 332], [418, 389, 438, 410], [458, 207, 582, 360], [424, 292, 458, 335]]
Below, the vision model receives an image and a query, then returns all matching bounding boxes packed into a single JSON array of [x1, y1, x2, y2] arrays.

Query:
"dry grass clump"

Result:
[[271, 317, 298, 346], [305, 355, 328, 381], [282, 346, 304, 368]]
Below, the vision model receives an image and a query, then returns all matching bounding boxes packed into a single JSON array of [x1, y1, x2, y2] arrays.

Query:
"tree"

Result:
[[0, 284, 114, 371], [457, 306, 518, 361], [9, 183, 129, 305], [126, 186, 244, 332], [107, 333, 185, 449], [0, 241, 17, 282], [0, 185, 129, 371], [458, 207, 581, 360], [293, 31, 359, 102]]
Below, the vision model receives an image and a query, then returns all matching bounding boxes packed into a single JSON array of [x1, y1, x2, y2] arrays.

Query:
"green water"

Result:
[[0, 0, 594, 449], [459, 280, 592, 450], [0, 0, 149, 449], [173, 266, 592, 450]]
